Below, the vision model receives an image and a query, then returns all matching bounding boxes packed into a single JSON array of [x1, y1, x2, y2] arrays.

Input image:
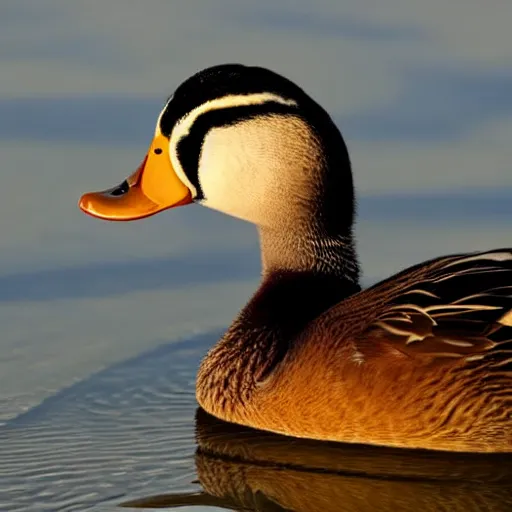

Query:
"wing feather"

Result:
[[357, 249, 512, 366]]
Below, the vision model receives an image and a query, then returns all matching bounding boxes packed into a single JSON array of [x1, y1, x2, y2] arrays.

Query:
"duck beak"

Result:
[[78, 134, 192, 221]]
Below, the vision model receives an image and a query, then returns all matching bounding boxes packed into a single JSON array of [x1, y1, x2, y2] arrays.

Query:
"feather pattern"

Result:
[[199, 248, 512, 452], [357, 249, 512, 368]]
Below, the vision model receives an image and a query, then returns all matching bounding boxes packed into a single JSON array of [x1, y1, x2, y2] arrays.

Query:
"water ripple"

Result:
[[0, 330, 224, 511]]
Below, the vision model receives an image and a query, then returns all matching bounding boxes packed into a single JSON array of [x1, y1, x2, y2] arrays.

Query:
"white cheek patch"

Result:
[[197, 115, 316, 224], [167, 93, 298, 199], [197, 126, 249, 215]]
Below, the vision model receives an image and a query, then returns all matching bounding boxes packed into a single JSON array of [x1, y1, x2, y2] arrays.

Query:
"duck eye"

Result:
[[154, 148, 163, 155]]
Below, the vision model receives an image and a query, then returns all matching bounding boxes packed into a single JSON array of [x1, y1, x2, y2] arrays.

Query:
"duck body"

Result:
[[198, 252, 512, 452], [79, 64, 511, 452]]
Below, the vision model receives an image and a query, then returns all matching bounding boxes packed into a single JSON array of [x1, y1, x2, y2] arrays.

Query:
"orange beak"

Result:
[[78, 134, 192, 221]]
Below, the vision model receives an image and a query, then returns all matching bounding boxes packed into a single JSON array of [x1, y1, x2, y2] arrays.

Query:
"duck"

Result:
[[79, 64, 512, 453]]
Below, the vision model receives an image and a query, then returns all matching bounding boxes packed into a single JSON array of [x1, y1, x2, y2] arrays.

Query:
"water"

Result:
[[1, 333, 206, 511], [1, 0, 512, 510]]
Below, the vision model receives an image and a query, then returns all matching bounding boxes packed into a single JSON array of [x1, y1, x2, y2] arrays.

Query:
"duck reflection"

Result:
[[121, 408, 512, 511]]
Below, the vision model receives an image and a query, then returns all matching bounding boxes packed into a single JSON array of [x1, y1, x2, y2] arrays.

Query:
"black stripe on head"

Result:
[[176, 101, 299, 200], [159, 64, 308, 138], [157, 64, 355, 236]]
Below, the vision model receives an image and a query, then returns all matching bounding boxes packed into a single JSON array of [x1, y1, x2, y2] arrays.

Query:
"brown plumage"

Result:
[[79, 64, 511, 453], [197, 250, 512, 452]]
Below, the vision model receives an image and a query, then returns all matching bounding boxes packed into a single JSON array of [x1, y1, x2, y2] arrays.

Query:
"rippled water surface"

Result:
[[2, 1, 512, 510], [1, 333, 208, 511]]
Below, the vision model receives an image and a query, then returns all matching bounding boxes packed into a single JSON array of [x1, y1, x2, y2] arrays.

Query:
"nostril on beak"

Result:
[[108, 180, 130, 197]]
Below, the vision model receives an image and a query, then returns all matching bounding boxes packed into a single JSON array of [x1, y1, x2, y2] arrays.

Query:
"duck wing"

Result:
[[353, 249, 512, 368]]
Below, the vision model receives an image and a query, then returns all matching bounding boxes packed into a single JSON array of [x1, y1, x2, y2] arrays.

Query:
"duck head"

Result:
[[79, 64, 356, 236]]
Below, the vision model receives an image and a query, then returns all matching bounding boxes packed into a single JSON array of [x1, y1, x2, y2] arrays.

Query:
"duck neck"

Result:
[[197, 224, 361, 419], [253, 224, 361, 341], [258, 224, 360, 284]]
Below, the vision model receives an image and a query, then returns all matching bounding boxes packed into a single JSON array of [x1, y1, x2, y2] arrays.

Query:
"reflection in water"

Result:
[[122, 408, 512, 511]]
